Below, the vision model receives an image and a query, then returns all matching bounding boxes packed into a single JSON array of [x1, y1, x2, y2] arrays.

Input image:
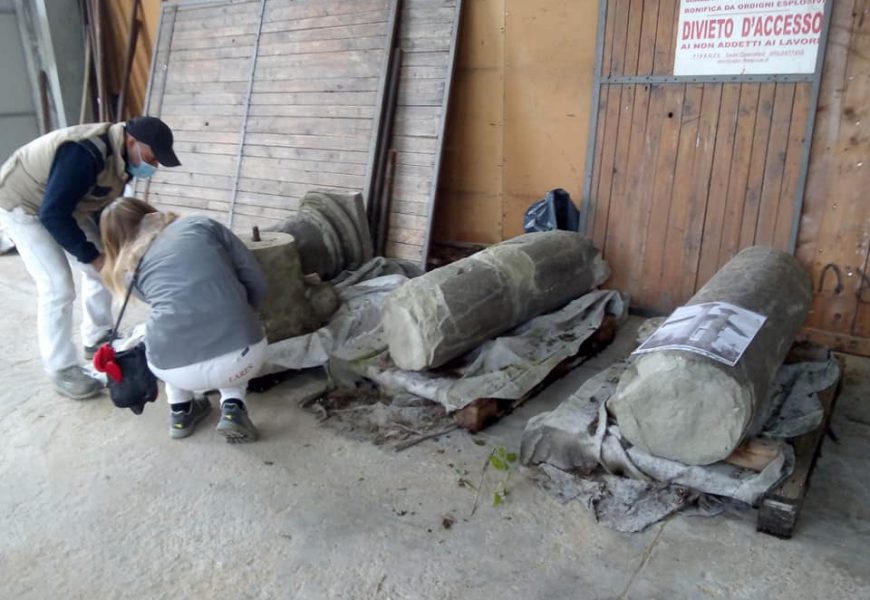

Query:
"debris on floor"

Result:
[[264, 231, 624, 448], [521, 337, 841, 533], [302, 386, 452, 448]]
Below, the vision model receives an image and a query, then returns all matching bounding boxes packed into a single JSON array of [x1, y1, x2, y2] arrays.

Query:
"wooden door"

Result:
[[796, 0, 870, 356], [584, 0, 821, 314]]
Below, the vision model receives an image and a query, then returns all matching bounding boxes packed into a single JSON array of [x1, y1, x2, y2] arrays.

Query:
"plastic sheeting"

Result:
[[264, 262, 625, 412], [0, 227, 13, 254], [520, 356, 840, 532]]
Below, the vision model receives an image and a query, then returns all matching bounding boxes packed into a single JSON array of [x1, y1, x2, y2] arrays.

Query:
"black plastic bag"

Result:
[[523, 188, 580, 233], [107, 343, 159, 415]]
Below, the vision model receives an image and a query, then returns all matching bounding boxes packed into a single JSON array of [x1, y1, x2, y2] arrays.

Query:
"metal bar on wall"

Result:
[[31, 0, 66, 127], [603, 73, 815, 84], [174, 0, 239, 9], [116, 0, 142, 121], [372, 47, 403, 255], [788, 0, 835, 254], [363, 0, 401, 213], [579, 0, 608, 237], [142, 2, 165, 116], [226, 0, 267, 229], [419, 0, 464, 267]]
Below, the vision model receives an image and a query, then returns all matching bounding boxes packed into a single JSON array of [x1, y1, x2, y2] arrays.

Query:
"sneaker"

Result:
[[51, 365, 104, 400], [84, 330, 114, 360], [216, 401, 258, 443], [169, 398, 212, 439]]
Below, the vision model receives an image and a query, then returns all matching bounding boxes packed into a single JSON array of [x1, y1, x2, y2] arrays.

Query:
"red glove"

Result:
[[92, 344, 123, 383]]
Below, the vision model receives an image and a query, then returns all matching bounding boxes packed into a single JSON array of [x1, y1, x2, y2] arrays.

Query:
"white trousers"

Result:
[[0, 207, 114, 373], [148, 338, 267, 405]]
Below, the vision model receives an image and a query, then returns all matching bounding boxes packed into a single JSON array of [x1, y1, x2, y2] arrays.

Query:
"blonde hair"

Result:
[[100, 197, 177, 297]]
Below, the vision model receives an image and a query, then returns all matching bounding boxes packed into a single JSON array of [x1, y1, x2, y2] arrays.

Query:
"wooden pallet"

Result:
[[454, 314, 618, 432], [756, 353, 845, 539]]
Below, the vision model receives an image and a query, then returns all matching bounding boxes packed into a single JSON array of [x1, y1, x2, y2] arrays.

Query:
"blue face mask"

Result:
[[127, 143, 157, 179]]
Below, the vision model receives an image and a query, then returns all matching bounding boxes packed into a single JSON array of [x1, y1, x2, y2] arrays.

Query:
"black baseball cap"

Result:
[[125, 116, 181, 167]]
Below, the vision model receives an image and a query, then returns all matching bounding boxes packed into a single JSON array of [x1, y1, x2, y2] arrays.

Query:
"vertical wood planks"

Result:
[[139, 0, 399, 236], [738, 83, 776, 250], [797, 0, 870, 354], [635, 1, 659, 77], [773, 83, 812, 250], [677, 83, 721, 302], [694, 83, 741, 289], [652, 0, 678, 76], [635, 84, 685, 309], [607, 0, 630, 78], [588, 77, 818, 311], [754, 83, 797, 248], [717, 83, 761, 267], [585, 0, 866, 353], [656, 84, 703, 310], [385, 0, 462, 263]]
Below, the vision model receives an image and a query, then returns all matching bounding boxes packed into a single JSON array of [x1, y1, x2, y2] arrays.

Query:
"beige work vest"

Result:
[[0, 122, 129, 216]]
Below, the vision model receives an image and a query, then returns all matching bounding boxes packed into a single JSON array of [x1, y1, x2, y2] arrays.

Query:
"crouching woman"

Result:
[[100, 197, 267, 442]]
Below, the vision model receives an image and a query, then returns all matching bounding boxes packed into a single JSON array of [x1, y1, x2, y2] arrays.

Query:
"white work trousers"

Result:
[[0, 207, 114, 373], [148, 338, 267, 405]]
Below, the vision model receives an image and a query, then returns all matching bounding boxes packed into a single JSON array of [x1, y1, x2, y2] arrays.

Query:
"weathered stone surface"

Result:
[[242, 232, 327, 342], [270, 219, 332, 277], [265, 191, 373, 280], [610, 246, 812, 465], [382, 231, 609, 371], [306, 282, 341, 323]]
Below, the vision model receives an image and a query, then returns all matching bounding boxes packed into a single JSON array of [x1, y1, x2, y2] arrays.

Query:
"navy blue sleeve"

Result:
[[38, 143, 101, 264]]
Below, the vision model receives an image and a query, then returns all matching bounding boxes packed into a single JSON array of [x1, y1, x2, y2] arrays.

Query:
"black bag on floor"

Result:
[[107, 343, 158, 414], [93, 256, 158, 415], [523, 188, 580, 233]]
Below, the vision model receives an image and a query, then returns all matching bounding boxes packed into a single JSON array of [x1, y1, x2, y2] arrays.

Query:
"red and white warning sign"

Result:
[[674, 0, 826, 76]]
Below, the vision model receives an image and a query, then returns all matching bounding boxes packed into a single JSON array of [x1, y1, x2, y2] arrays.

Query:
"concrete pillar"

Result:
[[609, 246, 812, 465], [382, 231, 609, 371]]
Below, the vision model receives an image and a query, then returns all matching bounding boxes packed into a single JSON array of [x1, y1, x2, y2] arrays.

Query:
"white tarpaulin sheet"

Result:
[[521, 356, 840, 532], [265, 271, 626, 412]]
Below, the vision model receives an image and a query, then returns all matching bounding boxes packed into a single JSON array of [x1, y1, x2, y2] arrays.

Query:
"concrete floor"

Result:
[[0, 253, 868, 600]]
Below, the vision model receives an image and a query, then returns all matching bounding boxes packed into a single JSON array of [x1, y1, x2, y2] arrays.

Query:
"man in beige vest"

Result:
[[0, 116, 180, 399]]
